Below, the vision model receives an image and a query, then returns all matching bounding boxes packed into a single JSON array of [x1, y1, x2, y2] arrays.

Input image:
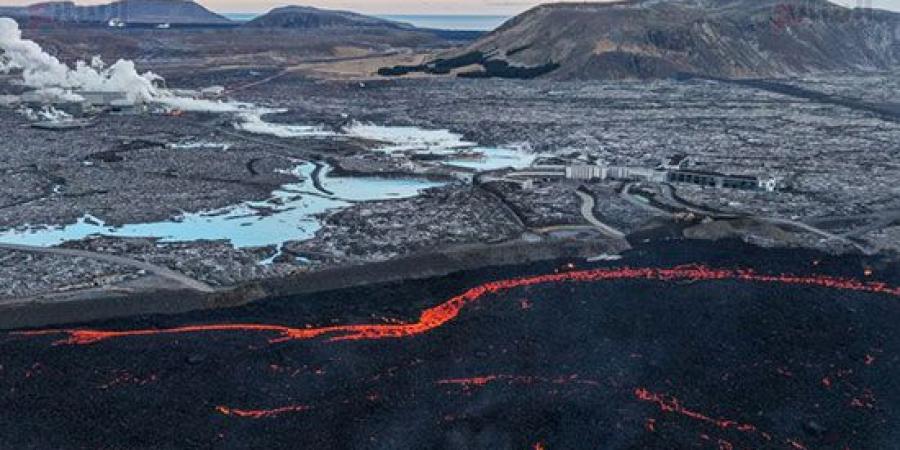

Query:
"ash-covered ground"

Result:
[[1, 240, 898, 449]]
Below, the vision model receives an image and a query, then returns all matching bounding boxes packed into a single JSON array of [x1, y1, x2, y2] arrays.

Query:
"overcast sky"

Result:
[[0, 0, 898, 16]]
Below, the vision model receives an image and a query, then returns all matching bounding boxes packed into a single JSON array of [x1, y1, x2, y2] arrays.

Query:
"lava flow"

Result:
[[634, 388, 768, 439], [634, 388, 818, 449], [15, 265, 900, 346], [215, 405, 312, 419], [437, 374, 600, 390]]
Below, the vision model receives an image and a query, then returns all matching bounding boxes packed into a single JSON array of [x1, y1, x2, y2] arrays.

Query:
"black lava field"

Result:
[[1, 241, 898, 449]]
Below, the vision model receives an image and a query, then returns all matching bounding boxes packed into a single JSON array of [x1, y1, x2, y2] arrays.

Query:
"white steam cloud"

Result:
[[0, 17, 160, 103], [0, 17, 257, 115], [0, 17, 334, 137], [235, 111, 334, 138]]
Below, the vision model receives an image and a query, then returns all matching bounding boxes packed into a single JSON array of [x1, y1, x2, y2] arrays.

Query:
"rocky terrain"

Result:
[[2, 240, 898, 449], [0, 248, 141, 301], [252, 74, 900, 231], [483, 181, 583, 228], [0, 109, 302, 229], [58, 236, 297, 287], [285, 185, 523, 267], [2, 5, 899, 449], [383, 0, 900, 79], [4, 67, 900, 305], [2, 9, 900, 318]]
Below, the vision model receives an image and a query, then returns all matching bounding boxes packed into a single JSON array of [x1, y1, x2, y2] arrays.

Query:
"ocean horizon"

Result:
[[221, 13, 509, 31]]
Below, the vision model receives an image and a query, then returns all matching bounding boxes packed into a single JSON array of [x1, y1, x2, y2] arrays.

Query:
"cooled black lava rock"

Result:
[[0, 241, 897, 449]]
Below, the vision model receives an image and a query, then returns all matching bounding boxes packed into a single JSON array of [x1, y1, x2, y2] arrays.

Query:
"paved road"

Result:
[[0, 243, 216, 293], [575, 190, 626, 239]]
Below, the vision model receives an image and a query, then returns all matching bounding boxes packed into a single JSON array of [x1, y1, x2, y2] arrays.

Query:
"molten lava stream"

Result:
[[635, 387, 819, 449], [15, 265, 899, 346], [216, 405, 311, 419]]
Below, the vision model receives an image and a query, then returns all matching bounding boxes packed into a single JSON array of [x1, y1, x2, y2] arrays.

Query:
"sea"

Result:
[[222, 13, 509, 31]]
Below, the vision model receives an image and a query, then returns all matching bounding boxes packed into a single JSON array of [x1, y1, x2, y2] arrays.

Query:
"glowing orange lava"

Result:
[[634, 387, 821, 449], [439, 375, 500, 387], [634, 388, 765, 437], [15, 265, 900, 346], [437, 374, 600, 389], [215, 404, 311, 419]]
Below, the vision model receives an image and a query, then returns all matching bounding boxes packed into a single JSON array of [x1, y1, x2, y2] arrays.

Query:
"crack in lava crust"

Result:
[[634, 388, 818, 449], [215, 405, 312, 419], [634, 388, 770, 440], [15, 265, 900, 346]]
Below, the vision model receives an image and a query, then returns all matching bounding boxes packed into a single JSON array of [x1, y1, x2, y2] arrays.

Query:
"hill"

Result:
[[381, 0, 900, 79], [0, 0, 232, 26], [243, 6, 411, 30]]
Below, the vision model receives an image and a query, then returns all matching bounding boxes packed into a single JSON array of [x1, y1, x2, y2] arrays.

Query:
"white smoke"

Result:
[[0, 17, 161, 103], [344, 122, 476, 153], [0, 17, 251, 115], [153, 94, 253, 113], [0, 17, 334, 136], [236, 110, 334, 138], [19, 105, 72, 121]]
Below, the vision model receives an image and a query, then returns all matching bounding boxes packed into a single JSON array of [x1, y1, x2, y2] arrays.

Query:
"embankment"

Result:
[[0, 238, 622, 330]]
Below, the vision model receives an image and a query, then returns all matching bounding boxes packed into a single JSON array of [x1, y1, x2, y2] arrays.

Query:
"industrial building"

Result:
[[561, 154, 779, 192], [668, 170, 758, 190], [565, 165, 666, 183]]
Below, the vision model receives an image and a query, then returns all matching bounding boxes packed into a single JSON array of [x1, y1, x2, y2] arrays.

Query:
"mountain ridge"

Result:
[[243, 5, 413, 30], [0, 0, 232, 26], [382, 0, 900, 79]]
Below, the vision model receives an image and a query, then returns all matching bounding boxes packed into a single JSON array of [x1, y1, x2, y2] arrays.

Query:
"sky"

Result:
[[0, 0, 898, 16]]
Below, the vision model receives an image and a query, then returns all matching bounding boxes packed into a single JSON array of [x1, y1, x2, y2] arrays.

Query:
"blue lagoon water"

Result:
[[0, 164, 443, 249]]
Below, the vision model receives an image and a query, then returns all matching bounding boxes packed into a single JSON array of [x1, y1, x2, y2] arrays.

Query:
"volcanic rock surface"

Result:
[[1, 240, 898, 449]]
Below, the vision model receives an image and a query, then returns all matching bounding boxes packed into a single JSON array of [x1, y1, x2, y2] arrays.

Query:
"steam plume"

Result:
[[0, 17, 331, 134], [0, 17, 160, 102]]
